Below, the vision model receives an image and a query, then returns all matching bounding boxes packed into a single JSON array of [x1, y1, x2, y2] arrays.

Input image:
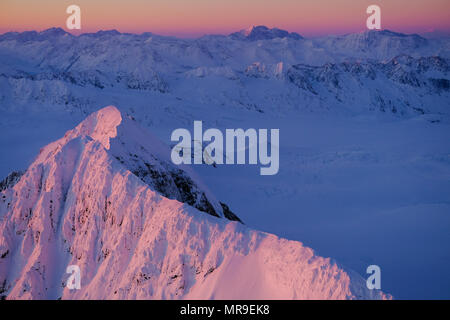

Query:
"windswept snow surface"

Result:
[[0, 27, 449, 299], [0, 106, 389, 299]]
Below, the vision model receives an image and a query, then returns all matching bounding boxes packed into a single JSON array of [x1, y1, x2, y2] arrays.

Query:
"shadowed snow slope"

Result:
[[0, 106, 389, 299]]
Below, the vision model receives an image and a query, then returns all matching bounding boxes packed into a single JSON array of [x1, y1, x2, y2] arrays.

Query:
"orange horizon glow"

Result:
[[0, 0, 449, 38]]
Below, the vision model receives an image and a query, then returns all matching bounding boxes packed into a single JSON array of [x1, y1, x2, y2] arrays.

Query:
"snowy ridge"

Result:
[[0, 27, 448, 119], [0, 106, 390, 299], [31, 106, 238, 221]]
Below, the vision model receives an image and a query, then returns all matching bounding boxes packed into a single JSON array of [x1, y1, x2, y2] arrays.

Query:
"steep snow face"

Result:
[[30, 106, 238, 222], [0, 106, 389, 300]]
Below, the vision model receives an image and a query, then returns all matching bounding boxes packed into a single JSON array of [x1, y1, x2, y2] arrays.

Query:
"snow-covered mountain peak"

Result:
[[68, 105, 122, 150], [28, 106, 241, 223], [0, 107, 391, 300], [230, 25, 303, 41], [242, 25, 257, 36]]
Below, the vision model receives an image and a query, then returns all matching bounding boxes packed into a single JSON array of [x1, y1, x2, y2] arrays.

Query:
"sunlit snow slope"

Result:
[[0, 106, 389, 299]]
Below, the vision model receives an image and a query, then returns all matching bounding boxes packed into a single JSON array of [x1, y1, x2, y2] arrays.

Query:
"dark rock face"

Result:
[[117, 152, 241, 222], [0, 171, 24, 192], [220, 202, 243, 223], [430, 78, 450, 90]]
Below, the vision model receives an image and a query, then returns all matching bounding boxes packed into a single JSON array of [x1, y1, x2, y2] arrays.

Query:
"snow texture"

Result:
[[0, 106, 389, 299]]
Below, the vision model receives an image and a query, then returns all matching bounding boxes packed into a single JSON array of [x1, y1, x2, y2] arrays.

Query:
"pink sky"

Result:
[[0, 0, 449, 37]]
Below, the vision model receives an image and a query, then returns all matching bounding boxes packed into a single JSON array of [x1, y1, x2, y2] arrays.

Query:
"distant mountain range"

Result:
[[0, 26, 448, 119]]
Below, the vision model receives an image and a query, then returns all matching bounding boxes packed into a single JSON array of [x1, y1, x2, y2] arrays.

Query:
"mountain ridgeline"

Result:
[[0, 106, 390, 299], [0, 26, 448, 119]]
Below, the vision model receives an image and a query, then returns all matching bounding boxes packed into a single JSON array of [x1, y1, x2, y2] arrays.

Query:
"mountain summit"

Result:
[[0, 106, 390, 299], [230, 25, 303, 41]]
